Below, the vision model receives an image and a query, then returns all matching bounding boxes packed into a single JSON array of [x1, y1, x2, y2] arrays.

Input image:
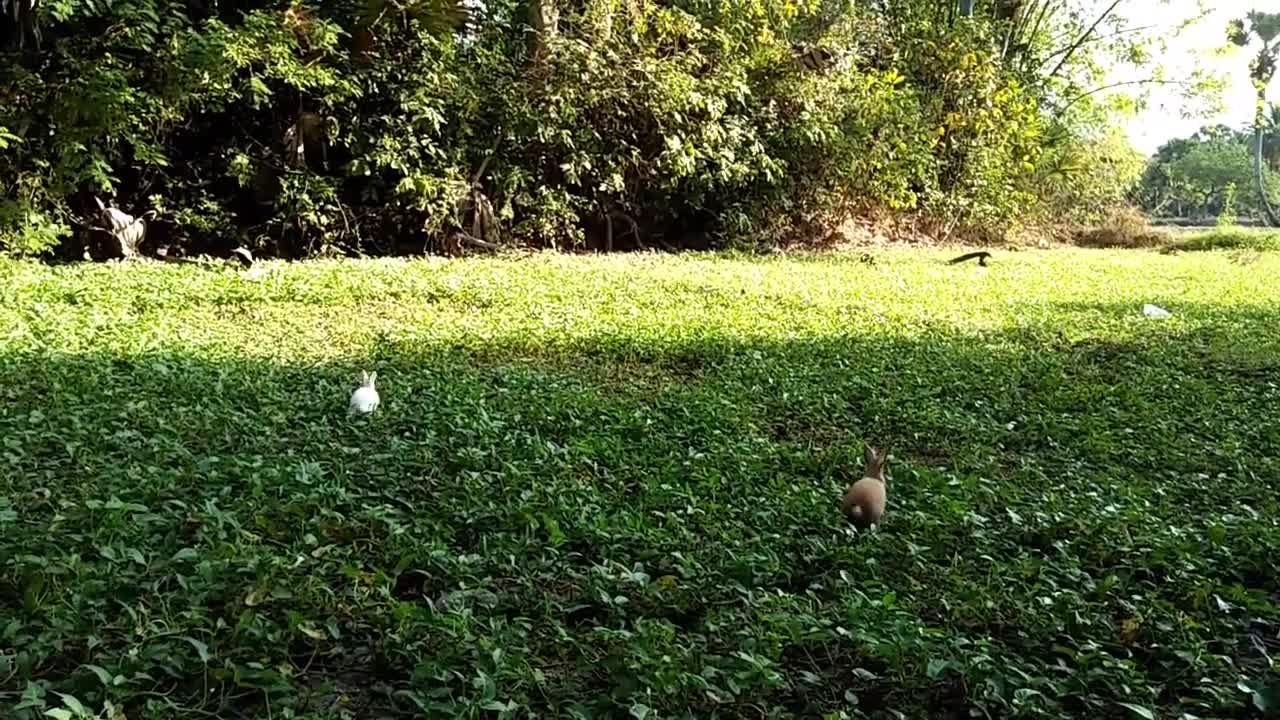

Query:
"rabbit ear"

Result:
[[367, 371, 377, 386], [358, 370, 368, 384], [864, 445, 886, 476]]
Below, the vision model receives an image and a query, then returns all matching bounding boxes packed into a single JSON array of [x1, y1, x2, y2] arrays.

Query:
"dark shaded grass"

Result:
[[2, 296, 1278, 718]]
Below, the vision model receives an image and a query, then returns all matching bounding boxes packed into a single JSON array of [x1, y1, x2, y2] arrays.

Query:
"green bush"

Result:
[[1036, 128, 1146, 225], [0, 199, 70, 257], [0, 0, 1138, 256], [1217, 182, 1238, 227], [1171, 225, 1280, 252]]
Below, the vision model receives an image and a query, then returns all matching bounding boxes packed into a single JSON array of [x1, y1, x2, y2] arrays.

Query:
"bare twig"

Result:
[[1038, 23, 1155, 67], [339, 201, 353, 243], [1046, 0, 1125, 81], [470, 134, 502, 188], [1024, 0, 1063, 55], [1054, 77, 1193, 115]]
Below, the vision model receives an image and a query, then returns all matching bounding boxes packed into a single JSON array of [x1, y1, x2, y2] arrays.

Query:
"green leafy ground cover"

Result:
[[1, 247, 1279, 719], [1168, 227, 1280, 254]]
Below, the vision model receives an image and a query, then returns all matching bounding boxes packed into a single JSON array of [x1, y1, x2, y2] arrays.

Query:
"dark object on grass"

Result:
[[231, 247, 255, 268], [92, 197, 146, 259], [792, 43, 836, 72], [948, 251, 991, 266], [859, 253, 876, 266]]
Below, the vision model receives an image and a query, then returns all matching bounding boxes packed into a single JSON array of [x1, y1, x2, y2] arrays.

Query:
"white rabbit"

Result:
[[349, 370, 380, 415]]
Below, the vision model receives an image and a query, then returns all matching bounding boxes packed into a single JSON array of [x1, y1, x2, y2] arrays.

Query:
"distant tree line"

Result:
[[1137, 116, 1280, 221]]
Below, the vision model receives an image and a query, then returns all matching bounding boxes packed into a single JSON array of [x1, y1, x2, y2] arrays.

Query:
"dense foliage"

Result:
[[1, 0, 1169, 257], [1036, 127, 1144, 224], [3, 248, 1280, 719]]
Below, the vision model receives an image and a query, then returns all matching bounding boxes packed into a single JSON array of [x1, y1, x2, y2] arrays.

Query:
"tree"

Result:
[[0, 0, 1219, 257], [1228, 11, 1280, 226], [1262, 104, 1280, 172], [1137, 126, 1280, 220], [1037, 127, 1145, 223]]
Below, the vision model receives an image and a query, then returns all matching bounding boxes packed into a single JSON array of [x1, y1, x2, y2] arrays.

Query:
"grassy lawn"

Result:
[[2, 247, 1279, 719]]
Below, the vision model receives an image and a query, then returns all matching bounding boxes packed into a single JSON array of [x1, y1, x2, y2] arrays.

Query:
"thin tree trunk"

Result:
[[527, 0, 559, 60], [1254, 117, 1280, 227], [1251, 36, 1280, 227]]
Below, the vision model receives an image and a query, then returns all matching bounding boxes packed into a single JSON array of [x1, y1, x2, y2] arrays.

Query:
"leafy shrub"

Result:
[[1037, 128, 1146, 225], [0, 199, 69, 256], [1171, 225, 1280, 252], [0, 0, 1164, 256]]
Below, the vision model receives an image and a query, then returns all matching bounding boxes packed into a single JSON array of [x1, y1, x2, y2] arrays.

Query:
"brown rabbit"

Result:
[[841, 446, 888, 529]]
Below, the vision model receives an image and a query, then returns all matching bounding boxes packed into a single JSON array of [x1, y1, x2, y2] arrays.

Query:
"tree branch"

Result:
[[470, 133, 501, 189], [1018, 0, 1064, 71], [1039, 24, 1156, 66], [1053, 78, 1193, 116], [1046, 0, 1125, 80]]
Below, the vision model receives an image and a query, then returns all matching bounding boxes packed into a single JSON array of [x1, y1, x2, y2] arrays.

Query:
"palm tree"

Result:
[[1262, 104, 1280, 173], [1229, 12, 1280, 226]]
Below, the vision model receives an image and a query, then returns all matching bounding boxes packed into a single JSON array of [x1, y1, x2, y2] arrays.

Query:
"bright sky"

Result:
[[1122, 0, 1267, 155]]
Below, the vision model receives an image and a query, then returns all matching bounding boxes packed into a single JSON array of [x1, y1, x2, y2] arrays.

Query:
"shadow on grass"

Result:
[[1, 306, 1278, 718]]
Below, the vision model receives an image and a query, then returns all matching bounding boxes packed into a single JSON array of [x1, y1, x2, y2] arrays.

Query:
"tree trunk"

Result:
[[584, 0, 615, 44], [1254, 87, 1280, 227], [527, 0, 559, 60], [2, 0, 41, 50]]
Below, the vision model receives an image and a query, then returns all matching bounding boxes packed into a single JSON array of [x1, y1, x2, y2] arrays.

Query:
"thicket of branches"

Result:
[[0, 0, 1188, 258]]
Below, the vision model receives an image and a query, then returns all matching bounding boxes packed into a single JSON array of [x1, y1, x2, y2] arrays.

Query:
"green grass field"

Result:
[[2, 246, 1279, 719]]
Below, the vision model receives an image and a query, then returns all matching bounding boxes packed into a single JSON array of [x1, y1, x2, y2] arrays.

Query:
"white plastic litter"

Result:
[[1142, 304, 1171, 319]]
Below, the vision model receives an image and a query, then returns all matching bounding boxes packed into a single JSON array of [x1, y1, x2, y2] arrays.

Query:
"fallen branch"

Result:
[[455, 231, 501, 251]]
